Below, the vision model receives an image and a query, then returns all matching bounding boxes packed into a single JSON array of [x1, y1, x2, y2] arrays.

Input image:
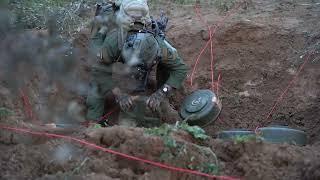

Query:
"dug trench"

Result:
[[1, 1, 320, 180], [175, 21, 320, 144]]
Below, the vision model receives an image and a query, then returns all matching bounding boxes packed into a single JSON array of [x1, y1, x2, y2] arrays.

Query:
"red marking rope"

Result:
[[264, 52, 313, 121], [194, 4, 210, 30], [192, 4, 213, 88], [194, 4, 216, 91], [190, 2, 243, 87], [216, 73, 222, 96], [98, 107, 118, 122], [190, 35, 212, 86], [0, 125, 240, 180], [81, 108, 117, 127], [19, 88, 38, 122], [210, 27, 215, 91]]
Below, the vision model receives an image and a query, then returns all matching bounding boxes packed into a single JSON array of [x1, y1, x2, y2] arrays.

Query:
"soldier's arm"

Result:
[[90, 26, 108, 49], [91, 31, 121, 94], [158, 39, 189, 89], [90, 3, 115, 48]]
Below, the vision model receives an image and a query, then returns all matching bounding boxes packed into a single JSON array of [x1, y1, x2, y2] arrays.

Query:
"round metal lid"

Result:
[[258, 126, 307, 146], [217, 130, 255, 140], [183, 90, 212, 113]]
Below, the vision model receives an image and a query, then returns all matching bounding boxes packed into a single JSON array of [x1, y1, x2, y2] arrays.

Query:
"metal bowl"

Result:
[[216, 130, 255, 140], [257, 126, 307, 146], [180, 89, 222, 127]]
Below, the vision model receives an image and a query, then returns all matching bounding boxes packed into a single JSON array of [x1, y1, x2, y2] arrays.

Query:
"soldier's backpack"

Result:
[[90, 2, 116, 37]]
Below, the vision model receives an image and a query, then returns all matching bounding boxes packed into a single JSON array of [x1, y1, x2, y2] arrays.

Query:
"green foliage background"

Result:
[[6, 0, 235, 36], [8, 0, 93, 37]]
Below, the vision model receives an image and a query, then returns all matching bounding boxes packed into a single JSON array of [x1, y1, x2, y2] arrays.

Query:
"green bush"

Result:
[[10, 0, 69, 29], [233, 134, 256, 144], [213, 0, 237, 12], [149, 0, 213, 7], [0, 107, 13, 118], [9, 0, 91, 37]]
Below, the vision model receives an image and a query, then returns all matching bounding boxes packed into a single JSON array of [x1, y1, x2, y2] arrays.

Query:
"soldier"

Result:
[[86, 0, 188, 127]]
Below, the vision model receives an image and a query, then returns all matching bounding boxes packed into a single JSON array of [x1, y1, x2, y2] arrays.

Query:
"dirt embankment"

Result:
[[166, 0, 320, 143], [1, 126, 320, 180]]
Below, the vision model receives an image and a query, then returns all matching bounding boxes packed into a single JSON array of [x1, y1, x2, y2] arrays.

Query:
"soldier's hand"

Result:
[[112, 87, 133, 112], [116, 94, 133, 112], [146, 91, 164, 112], [147, 85, 173, 112]]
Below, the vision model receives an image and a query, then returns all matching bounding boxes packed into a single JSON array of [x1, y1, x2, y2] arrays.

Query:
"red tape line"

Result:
[[0, 125, 240, 180], [19, 88, 38, 122], [264, 52, 313, 121], [190, 2, 243, 87], [194, 4, 216, 91]]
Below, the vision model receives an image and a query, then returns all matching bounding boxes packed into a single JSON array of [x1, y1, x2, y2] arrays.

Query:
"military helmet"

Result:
[[115, 0, 151, 30], [121, 32, 160, 69]]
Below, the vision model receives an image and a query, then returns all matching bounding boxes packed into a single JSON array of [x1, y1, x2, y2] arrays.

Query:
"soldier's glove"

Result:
[[112, 88, 133, 112], [146, 84, 172, 112]]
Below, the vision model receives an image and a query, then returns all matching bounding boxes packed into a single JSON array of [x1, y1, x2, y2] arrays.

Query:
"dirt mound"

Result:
[[86, 126, 218, 175], [0, 125, 220, 180], [209, 140, 320, 180], [1, 126, 320, 180]]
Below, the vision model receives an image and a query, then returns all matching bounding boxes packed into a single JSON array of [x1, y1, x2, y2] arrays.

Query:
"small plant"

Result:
[[0, 107, 13, 118], [145, 124, 177, 148], [146, 123, 218, 174], [178, 122, 209, 140], [145, 122, 209, 148], [201, 163, 219, 174], [93, 124, 102, 129], [214, 0, 236, 12], [145, 124, 172, 136], [233, 134, 256, 144], [188, 162, 219, 175], [187, 147, 219, 175]]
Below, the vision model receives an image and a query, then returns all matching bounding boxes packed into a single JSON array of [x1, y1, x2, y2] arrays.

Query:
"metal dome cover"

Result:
[[180, 89, 222, 127]]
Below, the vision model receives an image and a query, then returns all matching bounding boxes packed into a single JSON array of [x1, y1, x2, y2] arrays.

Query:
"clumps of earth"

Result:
[[1, 123, 320, 180], [87, 123, 219, 174], [0, 123, 218, 179]]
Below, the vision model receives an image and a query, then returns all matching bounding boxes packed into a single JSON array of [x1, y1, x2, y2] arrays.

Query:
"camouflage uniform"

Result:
[[86, 27, 188, 127]]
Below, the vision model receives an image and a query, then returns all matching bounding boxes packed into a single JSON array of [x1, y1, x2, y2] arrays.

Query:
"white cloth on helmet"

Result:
[[115, 0, 151, 30]]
